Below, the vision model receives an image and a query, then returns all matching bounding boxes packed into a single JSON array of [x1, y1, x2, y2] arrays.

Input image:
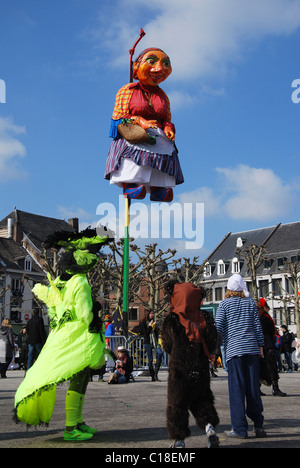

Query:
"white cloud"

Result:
[[178, 187, 221, 217], [168, 85, 226, 110], [217, 165, 296, 220], [0, 116, 27, 181], [57, 205, 93, 221], [89, 0, 300, 82], [178, 165, 297, 222]]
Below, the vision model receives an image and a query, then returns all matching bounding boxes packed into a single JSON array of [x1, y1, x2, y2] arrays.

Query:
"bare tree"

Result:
[[284, 260, 300, 338], [236, 244, 268, 302], [0, 284, 11, 322], [39, 236, 207, 330], [88, 240, 209, 325], [131, 243, 179, 324]]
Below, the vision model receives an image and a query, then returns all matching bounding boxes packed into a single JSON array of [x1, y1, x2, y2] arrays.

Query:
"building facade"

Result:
[[201, 222, 300, 333], [0, 208, 77, 331]]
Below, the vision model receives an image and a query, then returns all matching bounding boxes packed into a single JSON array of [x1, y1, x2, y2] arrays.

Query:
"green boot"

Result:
[[77, 423, 97, 435], [65, 391, 94, 440], [76, 394, 98, 434], [64, 428, 93, 441]]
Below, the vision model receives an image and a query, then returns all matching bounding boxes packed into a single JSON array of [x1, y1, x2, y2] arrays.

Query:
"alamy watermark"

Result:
[[0, 79, 6, 103], [291, 79, 300, 104], [95, 196, 204, 250]]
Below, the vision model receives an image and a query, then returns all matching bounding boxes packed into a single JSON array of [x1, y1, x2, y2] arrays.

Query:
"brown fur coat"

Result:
[[162, 306, 219, 440]]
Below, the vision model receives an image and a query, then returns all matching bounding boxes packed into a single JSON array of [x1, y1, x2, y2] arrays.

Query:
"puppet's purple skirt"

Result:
[[104, 138, 184, 185]]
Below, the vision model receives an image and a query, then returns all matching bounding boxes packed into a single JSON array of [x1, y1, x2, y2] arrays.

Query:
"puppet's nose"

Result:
[[154, 61, 164, 71]]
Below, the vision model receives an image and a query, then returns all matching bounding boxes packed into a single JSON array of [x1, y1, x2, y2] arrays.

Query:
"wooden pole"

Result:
[[122, 29, 146, 337], [122, 196, 130, 337]]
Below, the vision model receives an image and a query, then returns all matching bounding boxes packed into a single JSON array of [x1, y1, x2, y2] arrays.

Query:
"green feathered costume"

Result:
[[14, 229, 109, 430]]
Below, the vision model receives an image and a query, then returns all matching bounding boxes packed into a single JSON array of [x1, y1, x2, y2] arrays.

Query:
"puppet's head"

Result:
[[43, 227, 110, 277], [133, 48, 172, 86]]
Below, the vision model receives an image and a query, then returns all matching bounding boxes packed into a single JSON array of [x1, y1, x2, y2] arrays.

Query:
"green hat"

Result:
[[44, 227, 110, 274]]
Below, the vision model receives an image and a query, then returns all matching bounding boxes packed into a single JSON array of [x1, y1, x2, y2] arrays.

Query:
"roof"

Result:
[[264, 222, 300, 254], [204, 221, 300, 281], [0, 209, 75, 251], [0, 237, 42, 273], [207, 225, 277, 263]]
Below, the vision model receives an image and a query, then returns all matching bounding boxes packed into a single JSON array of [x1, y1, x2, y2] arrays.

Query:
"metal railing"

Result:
[[104, 335, 169, 370]]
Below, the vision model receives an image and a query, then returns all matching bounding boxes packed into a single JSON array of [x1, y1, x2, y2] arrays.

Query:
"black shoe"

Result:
[[207, 429, 219, 448], [254, 427, 267, 438], [272, 388, 287, 397]]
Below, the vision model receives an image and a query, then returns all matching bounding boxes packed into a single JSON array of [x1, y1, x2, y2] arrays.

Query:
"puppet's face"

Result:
[[134, 50, 172, 86]]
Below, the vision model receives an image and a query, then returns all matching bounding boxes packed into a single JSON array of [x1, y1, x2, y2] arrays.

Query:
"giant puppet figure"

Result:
[[14, 229, 110, 441], [104, 46, 184, 202]]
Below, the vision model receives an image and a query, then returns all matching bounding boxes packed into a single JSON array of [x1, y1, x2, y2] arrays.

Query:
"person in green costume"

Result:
[[14, 228, 110, 441]]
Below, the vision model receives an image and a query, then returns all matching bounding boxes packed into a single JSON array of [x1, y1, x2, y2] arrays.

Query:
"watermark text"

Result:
[[0, 79, 6, 103], [96, 196, 204, 250], [291, 79, 300, 104]]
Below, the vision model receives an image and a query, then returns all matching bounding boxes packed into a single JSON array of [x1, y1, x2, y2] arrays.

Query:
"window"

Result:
[[205, 288, 213, 302], [204, 262, 211, 277], [291, 255, 300, 264], [215, 287, 223, 301], [25, 256, 32, 272], [217, 260, 225, 276], [277, 257, 285, 269], [273, 308, 283, 325], [11, 278, 23, 293], [272, 278, 282, 297], [246, 281, 253, 297], [232, 257, 240, 274], [10, 309, 21, 323], [285, 277, 294, 295], [287, 307, 295, 325], [275, 308, 295, 326], [259, 280, 269, 297], [264, 259, 272, 269], [129, 307, 138, 322]]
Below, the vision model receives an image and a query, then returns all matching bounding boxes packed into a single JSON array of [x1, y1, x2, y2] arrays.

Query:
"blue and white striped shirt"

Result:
[[215, 296, 264, 362]]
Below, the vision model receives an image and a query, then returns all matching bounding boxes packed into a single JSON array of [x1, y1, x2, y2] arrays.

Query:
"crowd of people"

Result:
[[0, 309, 46, 378], [1, 271, 299, 447]]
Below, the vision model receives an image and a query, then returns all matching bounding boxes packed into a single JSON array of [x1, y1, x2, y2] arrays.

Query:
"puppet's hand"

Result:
[[164, 127, 175, 141], [133, 116, 158, 130]]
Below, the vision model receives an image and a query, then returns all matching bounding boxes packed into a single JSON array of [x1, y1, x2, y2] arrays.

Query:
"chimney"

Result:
[[7, 218, 13, 238], [68, 217, 79, 232], [13, 220, 23, 244]]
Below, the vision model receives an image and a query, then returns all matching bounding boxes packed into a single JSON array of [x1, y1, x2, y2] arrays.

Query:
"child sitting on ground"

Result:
[[108, 346, 133, 384]]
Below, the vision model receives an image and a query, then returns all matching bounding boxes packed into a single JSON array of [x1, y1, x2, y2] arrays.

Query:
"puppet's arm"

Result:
[[130, 115, 158, 129], [163, 123, 175, 141]]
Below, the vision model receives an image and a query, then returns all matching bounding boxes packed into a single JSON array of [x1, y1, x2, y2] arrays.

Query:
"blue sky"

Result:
[[1, 0, 300, 261]]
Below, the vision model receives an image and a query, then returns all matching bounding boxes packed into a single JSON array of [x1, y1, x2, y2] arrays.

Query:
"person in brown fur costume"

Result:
[[161, 281, 220, 448]]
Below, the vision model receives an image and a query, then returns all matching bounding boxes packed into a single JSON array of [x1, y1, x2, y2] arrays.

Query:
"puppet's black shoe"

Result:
[[150, 187, 173, 202], [123, 184, 146, 199]]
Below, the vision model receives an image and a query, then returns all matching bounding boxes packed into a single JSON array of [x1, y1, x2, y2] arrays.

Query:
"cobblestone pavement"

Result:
[[1, 368, 299, 449]]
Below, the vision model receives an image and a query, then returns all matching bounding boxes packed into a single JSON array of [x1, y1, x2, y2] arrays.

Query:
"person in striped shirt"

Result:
[[215, 274, 266, 439]]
